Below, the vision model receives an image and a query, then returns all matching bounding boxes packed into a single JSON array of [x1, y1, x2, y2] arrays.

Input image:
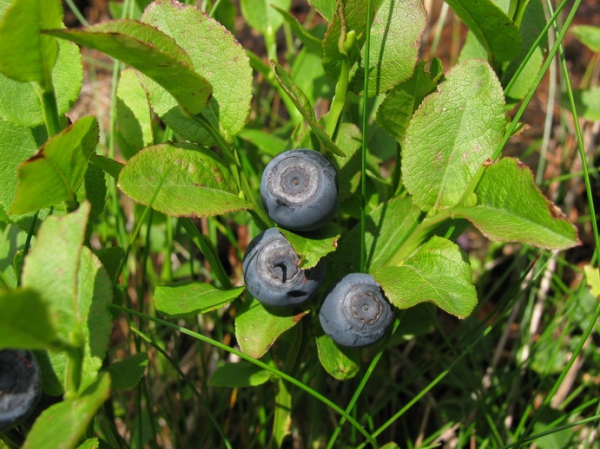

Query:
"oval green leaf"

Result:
[[235, 297, 308, 359], [571, 25, 600, 52], [45, 19, 212, 115], [208, 361, 272, 388], [154, 282, 244, 317], [141, 0, 252, 141], [315, 326, 359, 380], [116, 68, 153, 155], [374, 236, 478, 318], [240, 0, 291, 35], [348, 0, 426, 96], [402, 59, 506, 212], [445, 0, 521, 61], [107, 352, 149, 390], [376, 61, 437, 142], [21, 203, 113, 393], [454, 157, 580, 250], [118, 143, 252, 217], [278, 223, 341, 269]]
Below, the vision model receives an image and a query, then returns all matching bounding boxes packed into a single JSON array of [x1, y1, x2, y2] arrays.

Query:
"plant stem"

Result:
[[39, 88, 61, 137], [64, 333, 84, 399], [360, 0, 371, 273], [325, 30, 355, 138]]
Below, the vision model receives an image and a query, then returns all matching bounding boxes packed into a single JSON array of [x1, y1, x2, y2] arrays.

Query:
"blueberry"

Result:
[[260, 149, 338, 232], [0, 350, 42, 432], [319, 273, 394, 348], [243, 228, 326, 307]]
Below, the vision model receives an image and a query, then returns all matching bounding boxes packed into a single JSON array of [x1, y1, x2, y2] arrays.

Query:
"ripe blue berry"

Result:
[[243, 228, 326, 307], [319, 273, 394, 348], [0, 350, 42, 431], [260, 149, 338, 232]]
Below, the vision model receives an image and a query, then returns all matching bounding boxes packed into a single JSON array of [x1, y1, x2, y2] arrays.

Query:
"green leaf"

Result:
[[332, 196, 421, 275], [333, 122, 362, 199], [271, 61, 344, 157], [454, 158, 580, 250], [348, 0, 427, 96], [458, 30, 488, 61], [154, 282, 244, 317], [116, 68, 153, 155], [77, 438, 99, 449], [315, 327, 359, 380], [141, 0, 252, 141], [0, 0, 62, 88], [381, 443, 401, 449], [212, 0, 237, 33], [80, 161, 107, 221], [0, 288, 63, 351], [444, 0, 521, 61], [278, 223, 341, 269], [22, 372, 111, 449], [45, 19, 212, 115], [584, 265, 600, 300], [308, 0, 336, 22], [571, 25, 600, 52], [0, 39, 82, 127], [501, 0, 546, 101], [272, 5, 323, 55], [561, 87, 600, 122], [118, 142, 252, 217], [90, 154, 124, 180], [291, 47, 332, 105], [0, 120, 38, 214], [11, 116, 99, 215], [240, 0, 291, 35], [376, 61, 437, 142], [402, 59, 506, 212], [238, 128, 288, 157], [76, 246, 114, 391], [322, 0, 382, 84], [21, 203, 114, 393], [208, 361, 272, 388], [235, 297, 308, 359], [107, 352, 149, 390], [21, 203, 90, 341], [0, 224, 28, 288], [94, 246, 125, 283], [374, 236, 478, 318]]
